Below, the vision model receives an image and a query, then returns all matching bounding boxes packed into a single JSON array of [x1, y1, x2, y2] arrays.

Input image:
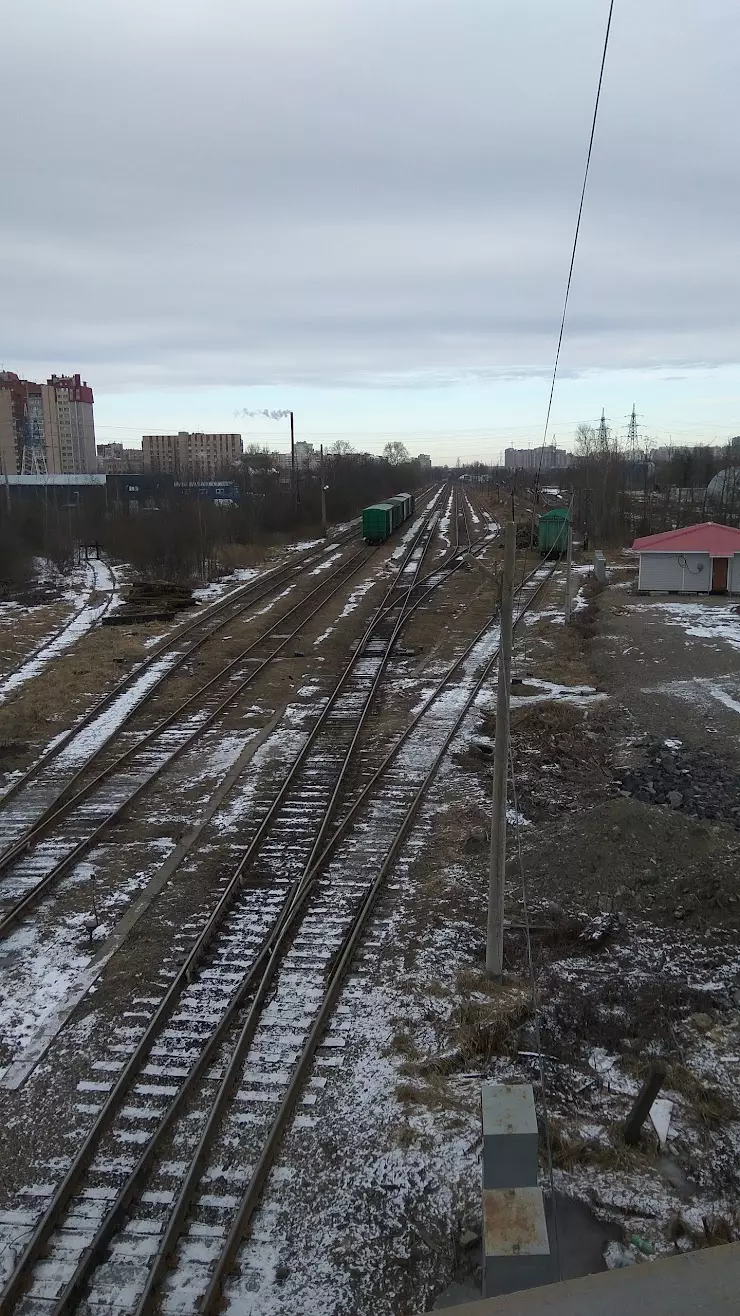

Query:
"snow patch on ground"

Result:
[[0, 838, 176, 1070], [191, 567, 260, 605], [54, 652, 185, 768], [510, 679, 606, 710], [309, 551, 342, 577], [647, 675, 740, 720], [313, 626, 335, 647], [633, 601, 740, 652], [338, 576, 378, 620], [0, 558, 118, 705]]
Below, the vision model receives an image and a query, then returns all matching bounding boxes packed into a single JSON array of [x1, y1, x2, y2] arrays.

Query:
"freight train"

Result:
[[361, 492, 416, 544]]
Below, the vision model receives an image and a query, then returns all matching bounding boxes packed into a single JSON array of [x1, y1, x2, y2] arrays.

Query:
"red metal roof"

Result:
[[632, 522, 740, 555]]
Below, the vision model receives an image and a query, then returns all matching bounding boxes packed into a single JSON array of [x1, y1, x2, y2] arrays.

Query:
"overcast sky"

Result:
[[2, 0, 739, 460]]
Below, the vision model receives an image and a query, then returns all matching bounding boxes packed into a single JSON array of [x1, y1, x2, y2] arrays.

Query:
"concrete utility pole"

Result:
[[320, 444, 328, 537], [290, 411, 297, 514], [487, 519, 515, 981], [564, 521, 573, 623]]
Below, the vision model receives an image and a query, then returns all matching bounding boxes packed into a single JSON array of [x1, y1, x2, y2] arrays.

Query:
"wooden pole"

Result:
[[623, 1064, 666, 1145], [320, 444, 327, 537], [486, 519, 515, 981], [564, 522, 573, 623]]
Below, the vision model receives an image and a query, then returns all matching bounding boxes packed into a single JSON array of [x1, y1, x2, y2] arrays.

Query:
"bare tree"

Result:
[[575, 423, 596, 459], [383, 440, 410, 466], [329, 439, 355, 456]]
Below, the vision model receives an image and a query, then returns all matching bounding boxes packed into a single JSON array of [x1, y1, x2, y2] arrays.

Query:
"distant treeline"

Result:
[[459, 437, 740, 548], [0, 452, 429, 592]]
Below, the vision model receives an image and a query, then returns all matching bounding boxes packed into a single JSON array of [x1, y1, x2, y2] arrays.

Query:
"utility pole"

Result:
[[564, 521, 573, 623], [320, 443, 328, 537], [487, 519, 515, 982], [290, 410, 297, 515]]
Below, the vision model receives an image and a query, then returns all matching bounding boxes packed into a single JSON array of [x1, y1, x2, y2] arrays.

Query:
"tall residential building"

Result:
[[0, 373, 24, 475], [142, 432, 243, 477], [42, 374, 95, 474], [97, 442, 144, 474], [0, 370, 96, 475], [504, 445, 571, 471]]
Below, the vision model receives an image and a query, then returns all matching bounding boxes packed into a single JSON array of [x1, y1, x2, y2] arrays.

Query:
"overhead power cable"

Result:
[[532, 0, 617, 503]]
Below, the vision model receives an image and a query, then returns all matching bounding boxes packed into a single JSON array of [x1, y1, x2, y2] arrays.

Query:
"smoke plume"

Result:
[[234, 408, 292, 420]]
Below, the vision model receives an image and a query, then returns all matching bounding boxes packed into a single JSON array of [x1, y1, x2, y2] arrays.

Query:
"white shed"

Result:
[[633, 522, 740, 594]]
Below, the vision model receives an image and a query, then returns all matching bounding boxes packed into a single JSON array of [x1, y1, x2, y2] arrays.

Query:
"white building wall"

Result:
[[729, 554, 740, 595], [638, 551, 711, 592]]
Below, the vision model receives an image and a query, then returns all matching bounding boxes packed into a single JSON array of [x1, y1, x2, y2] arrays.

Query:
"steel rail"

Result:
[[176, 561, 560, 1312], [0, 523, 362, 813], [0, 548, 377, 939], [0, 544, 372, 878], [0, 558, 117, 693], [0, 492, 448, 1315], [3, 510, 502, 1316], [50, 509, 443, 1315], [0, 491, 445, 927], [102, 527, 524, 1316]]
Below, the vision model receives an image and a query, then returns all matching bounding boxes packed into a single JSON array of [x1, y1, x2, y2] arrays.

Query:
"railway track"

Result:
[[0, 522, 366, 815], [0, 492, 452, 941], [0, 543, 553, 1315], [0, 559, 118, 702]]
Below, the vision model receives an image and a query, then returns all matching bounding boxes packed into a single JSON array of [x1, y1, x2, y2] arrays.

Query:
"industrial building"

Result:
[[142, 431, 243, 478], [633, 522, 740, 594], [0, 371, 96, 476]]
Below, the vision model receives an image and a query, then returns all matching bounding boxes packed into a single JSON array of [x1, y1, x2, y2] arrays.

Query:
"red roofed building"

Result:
[[632, 522, 740, 594]]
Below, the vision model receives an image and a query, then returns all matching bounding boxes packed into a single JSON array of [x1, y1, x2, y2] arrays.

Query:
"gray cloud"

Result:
[[1, 0, 738, 393]]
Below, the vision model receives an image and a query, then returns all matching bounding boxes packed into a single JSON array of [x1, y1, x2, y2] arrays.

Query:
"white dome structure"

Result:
[[707, 467, 740, 505]]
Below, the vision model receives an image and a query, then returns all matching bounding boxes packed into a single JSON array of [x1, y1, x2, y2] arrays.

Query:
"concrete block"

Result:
[[483, 1186, 553, 1297], [481, 1084, 538, 1190]]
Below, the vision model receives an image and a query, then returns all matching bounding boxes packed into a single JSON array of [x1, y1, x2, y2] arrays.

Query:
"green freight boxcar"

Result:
[[537, 507, 570, 557], [362, 491, 416, 543], [362, 502, 395, 542]]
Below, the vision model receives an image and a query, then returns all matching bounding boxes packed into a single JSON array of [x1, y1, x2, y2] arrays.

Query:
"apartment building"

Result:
[[97, 442, 144, 474], [0, 376, 22, 475], [142, 432, 243, 477], [504, 445, 572, 471], [0, 370, 96, 475]]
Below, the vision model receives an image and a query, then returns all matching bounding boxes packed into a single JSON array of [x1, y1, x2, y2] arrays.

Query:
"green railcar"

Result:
[[362, 491, 416, 543], [362, 502, 395, 543], [537, 507, 570, 557]]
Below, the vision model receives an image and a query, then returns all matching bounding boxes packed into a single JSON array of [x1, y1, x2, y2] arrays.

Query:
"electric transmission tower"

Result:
[[20, 411, 47, 476], [625, 404, 640, 461], [597, 409, 609, 451]]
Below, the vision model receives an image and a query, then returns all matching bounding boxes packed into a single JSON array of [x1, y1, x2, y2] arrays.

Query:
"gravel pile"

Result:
[[617, 740, 740, 825]]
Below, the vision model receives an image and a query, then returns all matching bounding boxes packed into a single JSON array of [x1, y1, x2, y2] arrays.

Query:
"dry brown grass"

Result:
[[0, 626, 151, 753], [394, 1074, 476, 1117], [663, 1063, 739, 1126], [215, 542, 273, 572], [0, 601, 71, 677], [548, 1118, 660, 1174], [393, 970, 531, 1084], [518, 618, 593, 688]]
